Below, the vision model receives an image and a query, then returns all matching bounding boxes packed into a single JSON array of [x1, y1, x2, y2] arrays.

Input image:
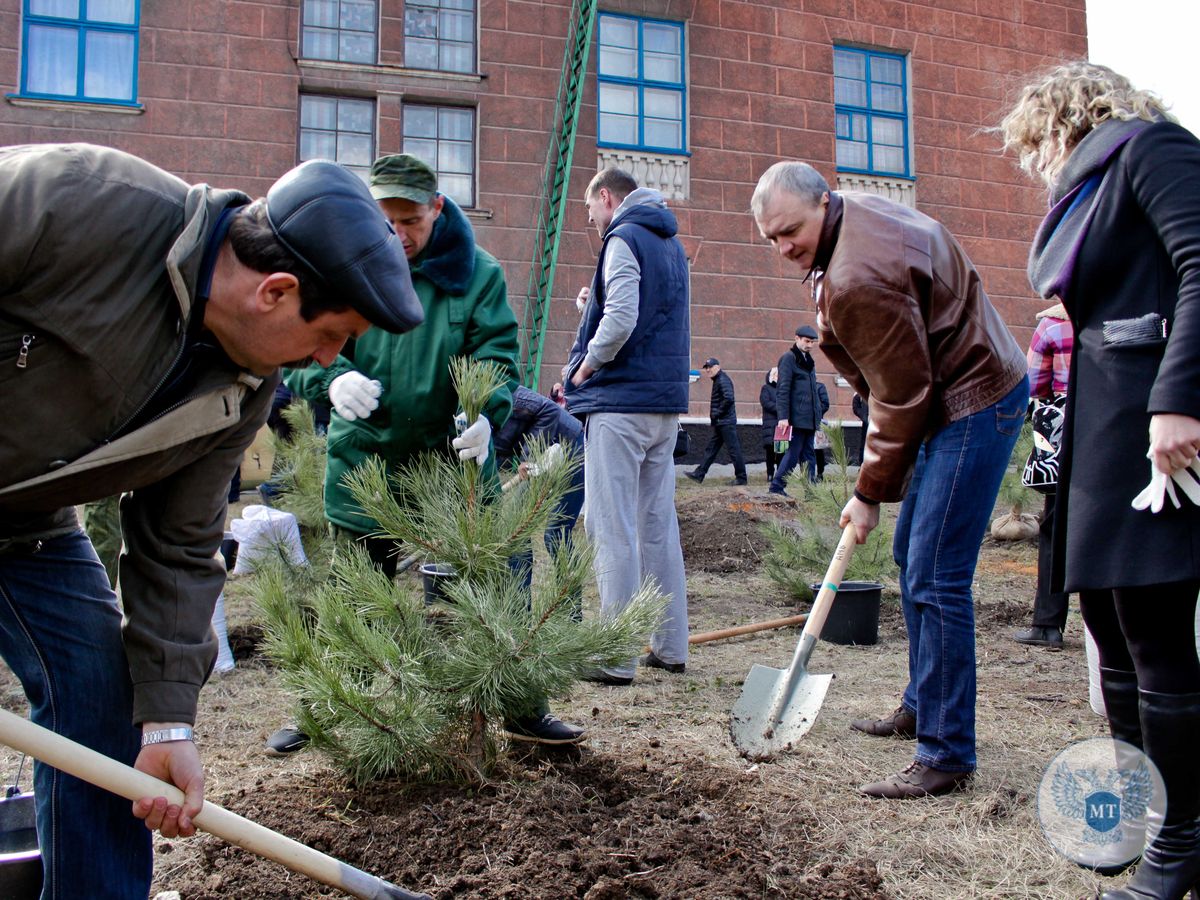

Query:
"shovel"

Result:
[[730, 523, 857, 757], [0, 708, 430, 900]]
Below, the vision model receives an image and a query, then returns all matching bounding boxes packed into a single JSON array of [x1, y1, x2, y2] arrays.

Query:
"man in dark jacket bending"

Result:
[[686, 357, 747, 485], [0, 144, 422, 897]]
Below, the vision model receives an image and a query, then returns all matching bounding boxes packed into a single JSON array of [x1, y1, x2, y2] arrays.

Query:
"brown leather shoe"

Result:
[[850, 704, 916, 739], [860, 762, 972, 799]]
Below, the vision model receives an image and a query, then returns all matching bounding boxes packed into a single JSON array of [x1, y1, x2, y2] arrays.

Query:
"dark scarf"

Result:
[[1027, 118, 1152, 300], [791, 344, 814, 372], [411, 195, 477, 295]]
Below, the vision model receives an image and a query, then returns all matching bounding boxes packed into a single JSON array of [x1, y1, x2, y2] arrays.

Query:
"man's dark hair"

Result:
[[586, 167, 638, 203], [227, 200, 350, 321]]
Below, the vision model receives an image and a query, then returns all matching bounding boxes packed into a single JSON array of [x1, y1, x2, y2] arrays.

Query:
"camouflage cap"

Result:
[[369, 153, 439, 204]]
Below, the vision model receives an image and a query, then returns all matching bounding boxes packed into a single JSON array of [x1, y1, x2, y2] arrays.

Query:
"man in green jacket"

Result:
[[277, 154, 585, 750], [0, 143, 422, 898]]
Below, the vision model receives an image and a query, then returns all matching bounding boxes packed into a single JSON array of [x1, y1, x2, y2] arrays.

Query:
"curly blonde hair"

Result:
[[999, 61, 1173, 186]]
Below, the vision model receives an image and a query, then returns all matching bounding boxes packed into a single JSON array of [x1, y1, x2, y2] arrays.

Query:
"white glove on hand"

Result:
[[329, 371, 382, 421], [526, 442, 564, 478], [1131, 453, 1200, 513], [452, 413, 491, 466]]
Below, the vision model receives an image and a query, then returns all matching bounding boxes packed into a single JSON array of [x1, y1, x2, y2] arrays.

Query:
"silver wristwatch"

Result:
[[141, 726, 195, 747]]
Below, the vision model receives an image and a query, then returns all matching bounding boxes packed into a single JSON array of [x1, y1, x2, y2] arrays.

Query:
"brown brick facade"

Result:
[[0, 0, 1086, 420]]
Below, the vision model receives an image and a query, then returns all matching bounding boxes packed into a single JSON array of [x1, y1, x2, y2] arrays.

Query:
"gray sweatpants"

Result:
[[583, 412, 689, 678]]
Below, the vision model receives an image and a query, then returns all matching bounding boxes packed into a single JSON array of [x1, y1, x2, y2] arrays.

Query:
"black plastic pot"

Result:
[[0, 791, 42, 899], [809, 581, 882, 646], [420, 563, 456, 605], [219, 531, 238, 572]]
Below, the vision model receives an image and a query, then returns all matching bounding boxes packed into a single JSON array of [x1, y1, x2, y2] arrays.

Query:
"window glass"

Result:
[[873, 145, 905, 174], [871, 83, 903, 113], [597, 14, 685, 153], [83, 30, 135, 101], [87, 0, 135, 24], [834, 77, 865, 107], [301, 0, 376, 63], [25, 24, 78, 95], [833, 48, 865, 79], [29, 0, 78, 17], [404, 0, 475, 73], [403, 103, 476, 207], [871, 55, 903, 84], [836, 140, 868, 170], [871, 116, 903, 146], [300, 94, 375, 182]]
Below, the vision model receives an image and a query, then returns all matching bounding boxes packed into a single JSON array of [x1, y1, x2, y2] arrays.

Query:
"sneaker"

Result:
[[503, 713, 586, 745], [728, 478, 748, 486], [264, 726, 309, 756], [639, 651, 685, 674], [1012, 626, 1064, 649], [583, 668, 634, 686], [684, 471, 704, 483]]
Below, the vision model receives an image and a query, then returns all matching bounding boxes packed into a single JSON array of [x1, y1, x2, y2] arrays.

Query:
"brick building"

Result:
[[0, 0, 1086, 427]]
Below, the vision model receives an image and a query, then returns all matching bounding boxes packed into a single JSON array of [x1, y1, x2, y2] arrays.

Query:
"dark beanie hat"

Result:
[[266, 160, 423, 333], [795, 325, 818, 339]]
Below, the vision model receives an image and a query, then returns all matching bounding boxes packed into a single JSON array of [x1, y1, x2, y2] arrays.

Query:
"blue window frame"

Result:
[[596, 13, 685, 154], [19, 0, 139, 105], [833, 47, 910, 178]]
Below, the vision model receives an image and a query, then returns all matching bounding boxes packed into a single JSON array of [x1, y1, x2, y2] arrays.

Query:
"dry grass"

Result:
[[0, 480, 1116, 898]]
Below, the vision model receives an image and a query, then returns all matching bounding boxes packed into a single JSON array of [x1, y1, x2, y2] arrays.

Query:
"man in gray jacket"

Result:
[[0, 143, 421, 897]]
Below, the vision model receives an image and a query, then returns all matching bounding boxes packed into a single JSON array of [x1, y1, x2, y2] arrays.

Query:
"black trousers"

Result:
[[1031, 493, 1070, 629], [762, 441, 777, 480], [695, 422, 746, 480], [1081, 579, 1200, 694]]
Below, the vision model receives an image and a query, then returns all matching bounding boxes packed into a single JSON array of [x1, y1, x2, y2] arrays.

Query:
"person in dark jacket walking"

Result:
[[686, 358, 747, 485], [0, 144, 423, 897], [1003, 62, 1200, 891], [760, 367, 780, 480], [769, 325, 830, 495]]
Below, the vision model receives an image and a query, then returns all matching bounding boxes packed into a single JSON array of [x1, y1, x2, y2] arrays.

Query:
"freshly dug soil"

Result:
[[178, 748, 888, 899], [676, 492, 789, 574]]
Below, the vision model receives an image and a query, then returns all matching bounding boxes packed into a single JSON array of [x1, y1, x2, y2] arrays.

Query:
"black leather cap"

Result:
[[795, 325, 818, 339], [266, 160, 423, 333]]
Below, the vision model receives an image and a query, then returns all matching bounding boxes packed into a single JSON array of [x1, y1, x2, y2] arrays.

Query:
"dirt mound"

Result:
[[676, 493, 790, 574], [174, 750, 888, 899], [226, 623, 267, 663]]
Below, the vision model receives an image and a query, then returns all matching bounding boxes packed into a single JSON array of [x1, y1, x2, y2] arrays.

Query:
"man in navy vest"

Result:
[[563, 168, 691, 685]]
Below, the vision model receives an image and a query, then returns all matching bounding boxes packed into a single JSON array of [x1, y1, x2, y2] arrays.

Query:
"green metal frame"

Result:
[[518, 0, 598, 388]]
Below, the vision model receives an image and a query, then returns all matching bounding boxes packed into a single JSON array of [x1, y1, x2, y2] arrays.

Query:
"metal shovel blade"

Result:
[[730, 663, 832, 757]]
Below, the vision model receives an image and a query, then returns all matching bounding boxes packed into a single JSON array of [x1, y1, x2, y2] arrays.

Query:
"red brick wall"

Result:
[[0, 0, 1086, 422]]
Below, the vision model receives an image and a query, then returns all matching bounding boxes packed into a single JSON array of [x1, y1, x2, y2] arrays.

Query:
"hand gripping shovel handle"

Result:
[[766, 523, 858, 724], [0, 708, 430, 900]]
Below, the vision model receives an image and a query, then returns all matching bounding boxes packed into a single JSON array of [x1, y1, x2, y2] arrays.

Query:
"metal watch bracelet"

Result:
[[141, 726, 195, 747]]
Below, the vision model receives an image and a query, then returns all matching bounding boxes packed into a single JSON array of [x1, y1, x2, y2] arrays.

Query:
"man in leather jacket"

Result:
[[752, 160, 1029, 800]]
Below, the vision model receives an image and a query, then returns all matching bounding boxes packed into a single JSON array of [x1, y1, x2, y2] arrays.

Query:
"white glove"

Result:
[[329, 371, 382, 421], [452, 413, 492, 466], [526, 442, 564, 478], [575, 286, 590, 312], [1131, 453, 1200, 513]]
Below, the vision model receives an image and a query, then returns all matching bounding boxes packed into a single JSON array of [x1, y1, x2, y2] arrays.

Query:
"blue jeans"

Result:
[[770, 428, 816, 491], [893, 377, 1028, 772], [511, 451, 586, 619], [0, 531, 151, 899]]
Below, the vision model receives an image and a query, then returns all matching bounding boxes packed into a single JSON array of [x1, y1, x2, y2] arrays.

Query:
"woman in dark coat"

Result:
[[1003, 62, 1200, 897], [759, 367, 779, 480]]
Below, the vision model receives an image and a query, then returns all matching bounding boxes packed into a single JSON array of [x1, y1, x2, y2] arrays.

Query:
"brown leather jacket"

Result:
[[814, 193, 1026, 503]]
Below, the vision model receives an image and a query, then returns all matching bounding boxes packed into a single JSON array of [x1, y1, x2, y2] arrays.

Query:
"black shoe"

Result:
[[768, 487, 789, 497], [1012, 626, 1064, 649], [583, 668, 634, 686], [639, 651, 685, 674], [728, 478, 748, 486], [264, 726, 309, 756], [503, 713, 586, 745], [685, 471, 704, 483]]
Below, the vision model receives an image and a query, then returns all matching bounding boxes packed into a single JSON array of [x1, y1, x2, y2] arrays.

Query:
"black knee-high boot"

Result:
[[1102, 690, 1200, 900], [1095, 668, 1145, 876]]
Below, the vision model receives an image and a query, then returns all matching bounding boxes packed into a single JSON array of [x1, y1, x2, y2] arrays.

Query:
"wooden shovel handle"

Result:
[[799, 523, 859, 643], [0, 708, 429, 900], [643, 614, 809, 653]]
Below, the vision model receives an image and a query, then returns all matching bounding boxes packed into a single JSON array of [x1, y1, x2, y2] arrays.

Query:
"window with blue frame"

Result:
[[833, 47, 910, 178], [299, 94, 375, 183], [301, 0, 378, 64], [596, 13, 685, 154], [20, 0, 139, 105]]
